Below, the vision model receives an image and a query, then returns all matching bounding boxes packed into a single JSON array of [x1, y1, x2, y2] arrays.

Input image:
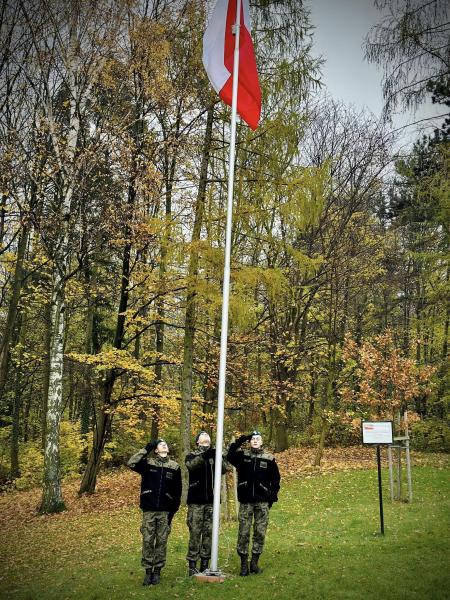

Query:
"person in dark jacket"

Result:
[[127, 439, 182, 586], [227, 431, 280, 576], [185, 431, 228, 575]]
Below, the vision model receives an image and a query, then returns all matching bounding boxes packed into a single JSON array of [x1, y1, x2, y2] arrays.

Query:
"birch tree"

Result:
[[15, 0, 122, 512]]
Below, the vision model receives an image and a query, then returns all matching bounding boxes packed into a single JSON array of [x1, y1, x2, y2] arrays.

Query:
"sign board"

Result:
[[362, 421, 393, 445]]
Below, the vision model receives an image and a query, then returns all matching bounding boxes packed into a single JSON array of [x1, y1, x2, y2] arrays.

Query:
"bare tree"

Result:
[[365, 0, 450, 114]]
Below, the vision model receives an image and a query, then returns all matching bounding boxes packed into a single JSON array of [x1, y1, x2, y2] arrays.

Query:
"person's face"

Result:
[[250, 435, 262, 449], [197, 433, 211, 448], [156, 441, 169, 457]]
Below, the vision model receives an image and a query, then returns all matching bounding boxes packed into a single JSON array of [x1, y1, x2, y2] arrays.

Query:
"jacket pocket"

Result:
[[141, 490, 152, 496], [165, 492, 174, 501], [238, 480, 247, 487]]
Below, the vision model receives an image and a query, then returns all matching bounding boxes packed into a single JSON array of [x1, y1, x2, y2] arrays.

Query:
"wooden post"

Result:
[[404, 411, 412, 503], [388, 446, 394, 501], [405, 438, 412, 503]]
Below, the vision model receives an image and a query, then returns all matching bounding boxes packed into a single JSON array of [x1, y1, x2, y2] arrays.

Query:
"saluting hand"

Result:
[[236, 434, 252, 446], [145, 440, 158, 453]]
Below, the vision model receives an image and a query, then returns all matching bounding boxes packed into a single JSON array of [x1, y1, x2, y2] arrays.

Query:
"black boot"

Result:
[[188, 560, 197, 576], [152, 567, 161, 585], [143, 568, 153, 586], [200, 558, 209, 572], [239, 553, 249, 576], [250, 553, 262, 574]]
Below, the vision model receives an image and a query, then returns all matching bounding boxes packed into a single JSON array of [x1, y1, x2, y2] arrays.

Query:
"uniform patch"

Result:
[[259, 461, 267, 468], [166, 471, 173, 479]]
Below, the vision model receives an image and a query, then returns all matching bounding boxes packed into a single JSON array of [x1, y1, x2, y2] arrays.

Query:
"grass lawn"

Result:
[[1, 465, 449, 600]]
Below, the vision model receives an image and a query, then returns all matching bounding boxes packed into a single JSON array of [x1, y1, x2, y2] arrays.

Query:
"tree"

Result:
[[365, 0, 450, 114], [13, 0, 124, 512]]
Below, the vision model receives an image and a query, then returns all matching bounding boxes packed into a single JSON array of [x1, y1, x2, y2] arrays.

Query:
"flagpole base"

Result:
[[194, 569, 226, 583]]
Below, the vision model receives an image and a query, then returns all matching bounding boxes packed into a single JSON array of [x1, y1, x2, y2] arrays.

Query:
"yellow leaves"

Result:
[[67, 349, 155, 384], [129, 19, 172, 104], [233, 264, 288, 305], [285, 248, 323, 277], [278, 163, 329, 230]]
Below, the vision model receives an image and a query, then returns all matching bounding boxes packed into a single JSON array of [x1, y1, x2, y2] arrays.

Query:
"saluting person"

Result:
[[185, 431, 228, 575], [227, 431, 280, 576], [127, 439, 182, 586]]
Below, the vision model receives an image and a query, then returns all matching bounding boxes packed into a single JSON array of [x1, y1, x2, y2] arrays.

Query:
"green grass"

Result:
[[2, 466, 449, 600]]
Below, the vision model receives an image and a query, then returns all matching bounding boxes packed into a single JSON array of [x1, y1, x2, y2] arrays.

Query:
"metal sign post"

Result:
[[362, 421, 393, 535], [376, 445, 384, 535]]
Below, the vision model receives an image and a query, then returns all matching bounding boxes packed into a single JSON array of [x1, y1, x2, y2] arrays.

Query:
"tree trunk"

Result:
[[152, 109, 180, 439], [273, 418, 289, 452], [180, 106, 214, 497], [0, 222, 29, 399], [39, 27, 82, 513], [39, 277, 67, 513], [10, 314, 24, 479], [312, 415, 330, 467], [79, 175, 136, 495], [307, 376, 317, 426], [41, 302, 51, 449], [79, 373, 114, 494], [80, 283, 96, 465]]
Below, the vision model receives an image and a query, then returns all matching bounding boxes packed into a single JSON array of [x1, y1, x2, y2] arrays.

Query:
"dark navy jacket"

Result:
[[185, 447, 228, 505], [227, 440, 280, 505], [127, 449, 182, 514]]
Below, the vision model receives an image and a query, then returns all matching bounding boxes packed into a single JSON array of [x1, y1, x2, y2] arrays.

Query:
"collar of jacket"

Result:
[[250, 448, 264, 455], [155, 455, 169, 464]]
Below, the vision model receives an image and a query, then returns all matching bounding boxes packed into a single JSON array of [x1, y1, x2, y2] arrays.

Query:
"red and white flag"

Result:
[[203, 0, 261, 130]]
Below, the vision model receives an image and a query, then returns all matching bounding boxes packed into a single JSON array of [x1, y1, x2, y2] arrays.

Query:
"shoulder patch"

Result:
[[261, 452, 274, 461]]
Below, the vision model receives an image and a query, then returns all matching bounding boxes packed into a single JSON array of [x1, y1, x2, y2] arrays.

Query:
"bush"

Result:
[[2, 421, 88, 490], [14, 443, 45, 490], [410, 418, 450, 452]]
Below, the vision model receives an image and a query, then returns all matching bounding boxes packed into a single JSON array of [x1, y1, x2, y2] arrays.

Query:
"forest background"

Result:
[[0, 0, 448, 514]]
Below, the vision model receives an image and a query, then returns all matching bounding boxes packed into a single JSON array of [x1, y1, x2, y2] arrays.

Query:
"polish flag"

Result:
[[203, 0, 261, 130]]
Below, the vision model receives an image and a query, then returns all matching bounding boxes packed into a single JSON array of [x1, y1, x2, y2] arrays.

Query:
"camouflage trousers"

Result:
[[186, 504, 213, 561], [237, 502, 270, 556], [140, 510, 171, 569]]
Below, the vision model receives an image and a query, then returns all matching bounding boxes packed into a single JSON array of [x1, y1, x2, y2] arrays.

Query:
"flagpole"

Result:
[[210, 0, 242, 575]]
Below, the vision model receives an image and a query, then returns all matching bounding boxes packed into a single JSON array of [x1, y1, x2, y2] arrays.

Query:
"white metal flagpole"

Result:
[[210, 0, 242, 575]]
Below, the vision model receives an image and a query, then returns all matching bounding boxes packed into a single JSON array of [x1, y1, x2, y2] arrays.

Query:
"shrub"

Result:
[[410, 418, 450, 452]]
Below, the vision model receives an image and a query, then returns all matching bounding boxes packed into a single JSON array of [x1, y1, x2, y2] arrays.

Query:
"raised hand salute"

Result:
[[227, 431, 281, 576]]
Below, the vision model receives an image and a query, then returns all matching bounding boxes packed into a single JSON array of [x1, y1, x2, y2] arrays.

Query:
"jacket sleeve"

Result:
[[127, 448, 148, 474], [226, 440, 245, 468], [171, 466, 182, 514], [185, 452, 205, 471], [269, 458, 281, 503]]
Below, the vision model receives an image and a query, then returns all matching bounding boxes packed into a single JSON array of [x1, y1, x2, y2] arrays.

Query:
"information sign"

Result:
[[362, 421, 393, 445]]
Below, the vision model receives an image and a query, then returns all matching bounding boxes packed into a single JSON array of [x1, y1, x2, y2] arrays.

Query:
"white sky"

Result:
[[308, 0, 445, 144]]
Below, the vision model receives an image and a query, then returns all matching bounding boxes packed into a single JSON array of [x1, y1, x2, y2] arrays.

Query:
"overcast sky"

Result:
[[308, 0, 444, 144]]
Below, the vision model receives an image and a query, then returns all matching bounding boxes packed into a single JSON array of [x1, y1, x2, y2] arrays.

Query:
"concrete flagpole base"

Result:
[[194, 569, 226, 583]]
